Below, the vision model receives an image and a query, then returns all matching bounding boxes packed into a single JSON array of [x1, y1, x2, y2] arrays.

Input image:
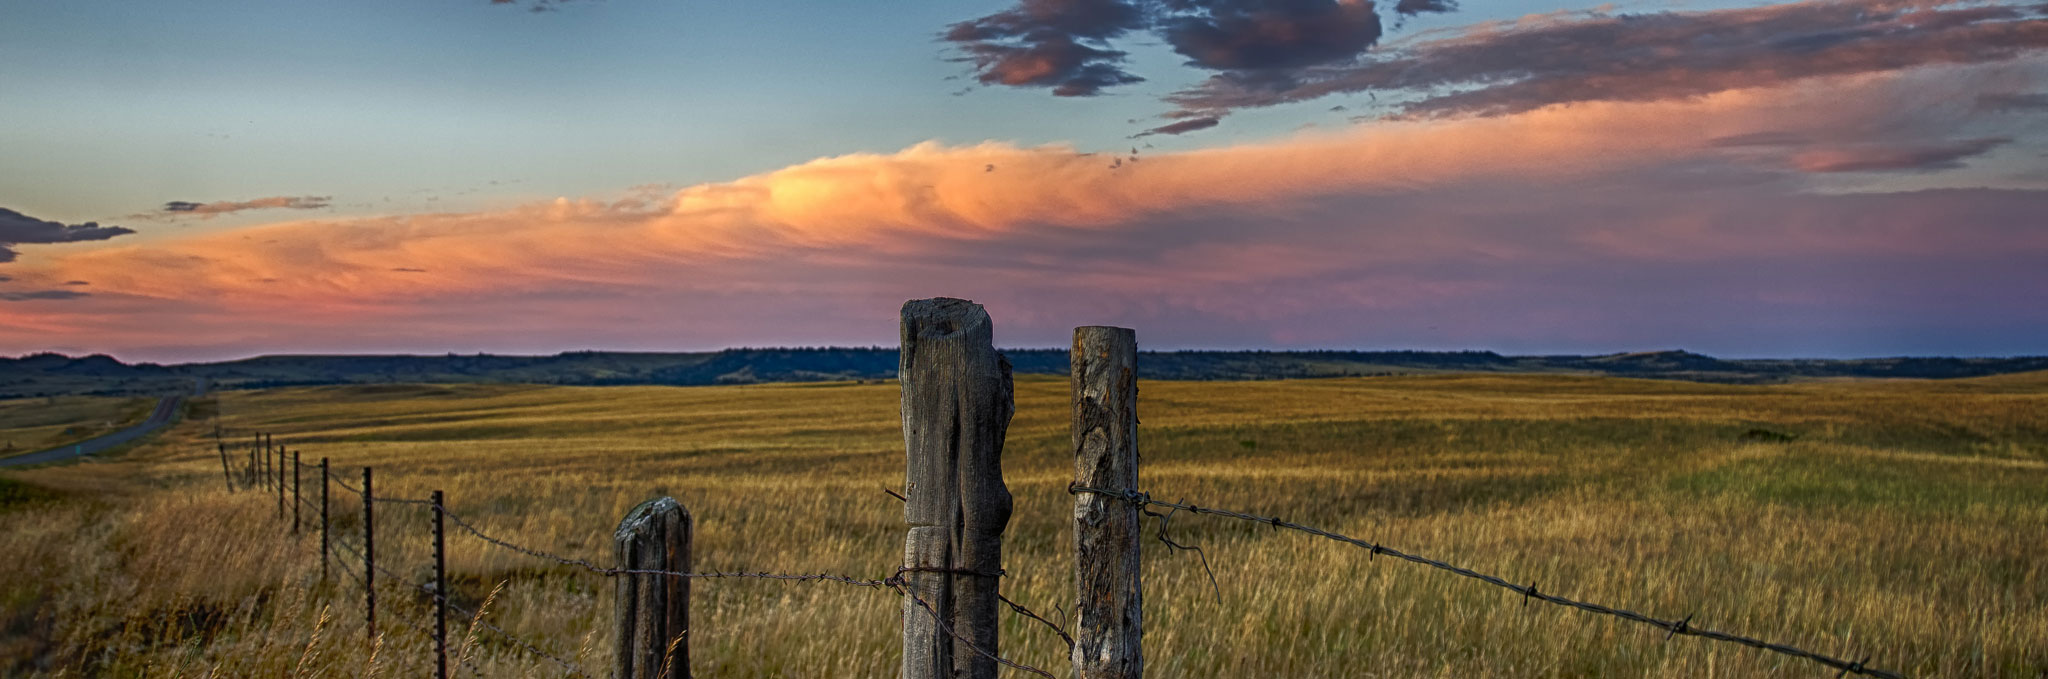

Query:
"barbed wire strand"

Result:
[[1070, 484, 1904, 679], [334, 528, 594, 678]]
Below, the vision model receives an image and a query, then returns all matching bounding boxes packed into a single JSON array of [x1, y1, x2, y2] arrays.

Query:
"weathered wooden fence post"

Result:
[[276, 444, 284, 521], [248, 434, 258, 487], [291, 450, 301, 533], [614, 497, 692, 679], [899, 298, 1015, 679], [363, 466, 376, 640], [1072, 326, 1142, 679]]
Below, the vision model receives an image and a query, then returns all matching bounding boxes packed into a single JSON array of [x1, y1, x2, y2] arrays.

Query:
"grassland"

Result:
[[0, 395, 155, 458], [1, 373, 2044, 677]]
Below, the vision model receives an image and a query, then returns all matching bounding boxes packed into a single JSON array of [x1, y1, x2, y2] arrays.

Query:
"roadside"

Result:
[[0, 396, 183, 468]]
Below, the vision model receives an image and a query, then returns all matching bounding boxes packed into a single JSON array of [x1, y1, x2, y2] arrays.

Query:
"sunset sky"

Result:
[[2, 0, 2045, 362]]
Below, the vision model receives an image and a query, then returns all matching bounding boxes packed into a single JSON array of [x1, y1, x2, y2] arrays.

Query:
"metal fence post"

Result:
[[433, 489, 449, 679], [1072, 326, 1143, 679], [321, 457, 330, 584], [218, 443, 234, 492], [899, 298, 1014, 679], [363, 466, 376, 640], [614, 497, 692, 679]]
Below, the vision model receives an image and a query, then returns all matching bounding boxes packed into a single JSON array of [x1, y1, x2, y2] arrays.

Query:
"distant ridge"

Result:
[[2, 348, 2045, 398]]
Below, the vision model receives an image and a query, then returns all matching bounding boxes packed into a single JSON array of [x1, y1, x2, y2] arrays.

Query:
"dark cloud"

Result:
[[1159, 0, 1384, 71], [1392, 0, 1455, 15], [158, 196, 332, 217], [0, 290, 90, 302], [1166, 0, 2048, 119], [1134, 116, 1223, 136], [1790, 137, 2013, 173], [1976, 92, 2048, 111], [62, 280, 89, 286], [391, 267, 429, 273], [945, 0, 1439, 103], [0, 207, 136, 263], [491, 0, 587, 12], [945, 0, 1148, 96]]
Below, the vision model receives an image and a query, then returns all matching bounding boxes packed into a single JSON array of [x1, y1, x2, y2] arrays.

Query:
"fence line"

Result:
[[272, 452, 1061, 678], [1070, 484, 1903, 679]]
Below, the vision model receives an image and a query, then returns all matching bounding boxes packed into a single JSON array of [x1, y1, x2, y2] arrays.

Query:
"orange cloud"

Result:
[[7, 63, 2045, 359]]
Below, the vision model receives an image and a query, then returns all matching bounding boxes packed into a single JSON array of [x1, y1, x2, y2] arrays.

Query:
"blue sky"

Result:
[[2, 0, 2045, 361]]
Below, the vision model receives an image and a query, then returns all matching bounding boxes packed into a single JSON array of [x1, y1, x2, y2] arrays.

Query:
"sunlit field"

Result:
[[3, 373, 2045, 677]]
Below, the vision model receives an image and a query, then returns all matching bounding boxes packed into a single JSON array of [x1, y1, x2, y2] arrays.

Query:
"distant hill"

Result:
[[2, 348, 2045, 398]]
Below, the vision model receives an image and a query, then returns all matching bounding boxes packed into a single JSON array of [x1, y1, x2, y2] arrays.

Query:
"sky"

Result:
[[1, 0, 2045, 363]]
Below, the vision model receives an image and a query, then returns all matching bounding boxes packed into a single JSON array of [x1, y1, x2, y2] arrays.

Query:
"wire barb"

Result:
[[1070, 485, 1907, 679]]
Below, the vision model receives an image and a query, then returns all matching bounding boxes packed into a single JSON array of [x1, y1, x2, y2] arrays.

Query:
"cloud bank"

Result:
[[10, 60, 2046, 360]]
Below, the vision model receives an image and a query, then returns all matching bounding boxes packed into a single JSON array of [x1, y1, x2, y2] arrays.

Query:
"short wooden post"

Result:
[[614, 497, 692, 679], [899, 298, 1014, 679], [320, 457, 330, 584], [432, 489, 448, 679], [363, 466, 376, 640], [248, 434, 258, 487], [1072, 326, 1142, 679], [217, 443, 234, 492]]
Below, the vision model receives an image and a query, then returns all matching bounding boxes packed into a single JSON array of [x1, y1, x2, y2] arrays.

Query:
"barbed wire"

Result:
[[329, 524, 595, 678], [1070, 484, 1905, 679]]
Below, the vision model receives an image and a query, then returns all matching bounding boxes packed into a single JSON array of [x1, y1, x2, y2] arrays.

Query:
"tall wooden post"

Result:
[[249, 434, 258, 487], [1072, 326, 1142, 679], [899, 298, 1014, 679], [291, 451, 301, 533], [614, 497, 692, 679], [276, 445, 284, 521]]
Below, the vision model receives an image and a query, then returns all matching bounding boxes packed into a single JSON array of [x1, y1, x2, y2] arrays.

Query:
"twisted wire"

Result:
[[1070, 484, 1904, 679]]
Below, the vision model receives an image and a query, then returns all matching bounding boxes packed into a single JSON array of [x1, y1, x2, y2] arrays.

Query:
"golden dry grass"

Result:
[[2, 373, 2045, 677]]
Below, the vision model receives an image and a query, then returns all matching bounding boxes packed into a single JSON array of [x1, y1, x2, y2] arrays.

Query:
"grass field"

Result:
[[0, 395, 155, 458], [1, 373, 2044, 677]]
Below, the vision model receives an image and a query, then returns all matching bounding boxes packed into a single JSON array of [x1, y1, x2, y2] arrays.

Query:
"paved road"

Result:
[[0, 395, 184, 468]]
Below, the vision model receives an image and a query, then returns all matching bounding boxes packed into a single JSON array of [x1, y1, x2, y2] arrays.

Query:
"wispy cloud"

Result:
[[0, 290, 90, 302], [1166, 0, 2048, 120], [157, 196, 332, 218], [1790, 137, 2013, 173], [0, 207, 136, 263]]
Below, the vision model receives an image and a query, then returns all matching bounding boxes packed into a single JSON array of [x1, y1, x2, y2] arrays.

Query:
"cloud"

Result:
[[159, 196, 332, 218], [945, 0, 1148, 96], [62, 280, 89, 286], [1165, 0, 2048, 119], [391, 267, 428, 273], [1159, 0, 1386, 71], [1789, 137, 2014, 172], [0, 207, 136, 263], [10, 64, 2048, 359], [1135, 116, 1222, 136], [945, 0, 1439, 101], [0, 290, 90, 302], [1977, 91, 2048, 110]]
